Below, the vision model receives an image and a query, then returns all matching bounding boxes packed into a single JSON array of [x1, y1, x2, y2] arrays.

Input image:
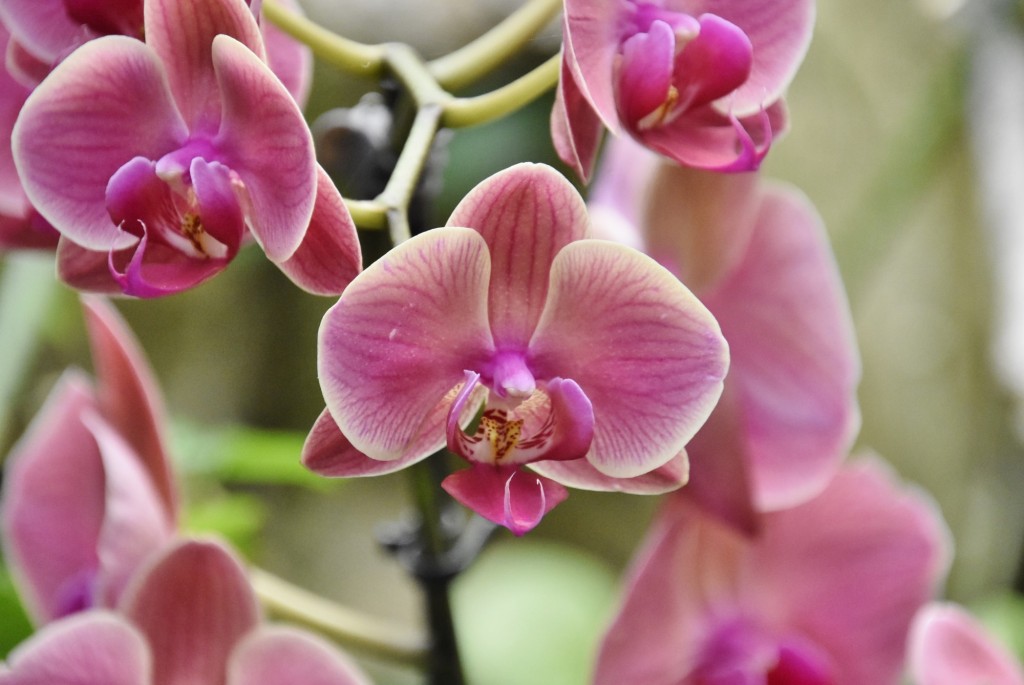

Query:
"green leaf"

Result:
[[0, 564, 34, 658]]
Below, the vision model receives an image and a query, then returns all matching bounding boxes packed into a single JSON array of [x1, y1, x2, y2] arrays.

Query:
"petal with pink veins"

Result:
[[442, 463, 568, 535], [529, 449, 689, 494], [910, 603, 1024, 685], [561, 0, 622, 130], [227, 626, 372, 685], [550, 58, 604, 183], [529, 239, 728, 478]]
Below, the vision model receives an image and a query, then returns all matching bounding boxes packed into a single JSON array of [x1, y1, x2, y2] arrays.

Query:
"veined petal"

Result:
[[13, 36, 187, 251], [119, 539, 260, 685], [83, 295, 177, 521], [910, 603, 1024, 685], [0, 611, 150, 685], [261, 0, 313, 107], [1, 373, 104, 624], [699, 183, 860, 511], [447, 163, 589, 350], [145, 0, 264, 133], [213, 34, 316, 262], [550, 56, 604, 184], [442, 463, 568, 535], [530, 449, 688, 494], [529, 240, 728, 478], [274, 165, 361, 296], [227, 626, 372, 685], [302, 409, 429, 477], [562, 0, 624, 130], [319, 227, 493, 460]]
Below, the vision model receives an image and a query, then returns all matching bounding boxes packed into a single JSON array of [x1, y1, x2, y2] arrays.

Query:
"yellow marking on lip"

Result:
[[480, 412, 524, 461]]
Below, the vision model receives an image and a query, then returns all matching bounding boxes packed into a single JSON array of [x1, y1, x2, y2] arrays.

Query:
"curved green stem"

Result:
[[442, 52, 560, 128], [261, 0, 385, 77], [377, 102, 444, 244], [250, 567, 428, 666], [344, 198, 388, 231], [429, 0, 563, 91]]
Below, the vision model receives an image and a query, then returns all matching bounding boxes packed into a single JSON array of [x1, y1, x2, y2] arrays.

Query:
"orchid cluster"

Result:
[[0, 0, 1021, 683]]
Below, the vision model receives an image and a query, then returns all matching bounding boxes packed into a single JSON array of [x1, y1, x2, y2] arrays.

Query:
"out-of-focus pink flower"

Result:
[[589, 139, 859, 532], [0, 539, 373, 685], [12, 0, 359, 297], [1, 297, 177, 624], [910, 603, 1024, 685], [304, 163, 728, 534], [553, 0, 813, 180], [593, 459, 951, 685]]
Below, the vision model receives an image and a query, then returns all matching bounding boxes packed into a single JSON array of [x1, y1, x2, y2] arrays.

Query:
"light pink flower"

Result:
[[593, 459, 951, 685], [12, 0, 359, 297], [553, 0, 813, 180], [0, 539, 373, 685], [304, 163, 729, 534], [910, 603, 1024, 685], [589, 139, 860, 532], [1, 297, 177, 623]]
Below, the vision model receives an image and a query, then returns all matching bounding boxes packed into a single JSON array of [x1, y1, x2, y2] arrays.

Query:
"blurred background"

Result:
[[2, 0, 1024, 682]]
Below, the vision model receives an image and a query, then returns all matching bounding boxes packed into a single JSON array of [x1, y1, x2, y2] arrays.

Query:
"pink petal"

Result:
[[119, 538, 261, 685], [13, 36, 187, 251], [529, 449, 689, 494], [5, 37, 53, 88], [910, 603, 1024, 685], [318, 227, 493, 460], [699, 183, 860, 511], [82, 296, 178, 520], [260, 0, 313, 107], [617, 21, 676, 128], [212, 34, 316, 262], [227, 626, 372, 685], [302, 408, 430, 477], [1, 373, 104, 624], [586, 136, 659, 245], [0, 0, 84, 64], [442, 463, 568, 535], [63, 0, 143, 38], [0, 23, 32, 219], [672, 14, 752, 112], [561, 0, 623, 131], [446, 163, 589, 350], [0, 611, 150, 685], [144, 0, 264, 133], [0, 210, 60, 251], [56, 238, 126, 294], [274, 165, 361, 296], [529, 239, 728, 478], [550, 57, 604, 183]]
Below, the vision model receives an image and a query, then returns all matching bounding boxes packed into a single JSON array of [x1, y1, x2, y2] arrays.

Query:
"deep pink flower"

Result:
[[304, 163, 729, 534], [593, 459, 950, 685], [589, 139, 860, 532], [1, 297, 177, 623], [12, 0, 359, 297], [910, 603, 1024, 685], [0, 539, 373, 685], [553, 0, 813, 180]]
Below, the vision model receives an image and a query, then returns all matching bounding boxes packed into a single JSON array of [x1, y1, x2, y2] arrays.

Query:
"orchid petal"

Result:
[[212, 34, 316, 262], [5, 37, 52, 88], [119, 539, 260, 685], [274, 165, 361, 296], [447, 163, 589, 349], [56, 238, 122, 293], [261, 0, 313, 107], [1, 374, 104, 624], [530, 240, 728, 478], [530, 449, 689, 494], [617, 21, 675, 129], [302, 408, 428, 477], [586, 136, 658, 245], [83, 296, 177, 520], [145, 0, 264, 133], [227, 626, 372, 685], [550, 56, 604, 183], [442, 463, 568, 535], [673, 15, 752, 112], [0, 611, 150, 685], [561, 0, 622, 130], [63, 0, 143, 38], [13, 36, 187, 250], [910, 603, 1024, 685], [319, 227, 493, 460], [0, 25, 31, 218], [700, 183, 860, 511], [0, 0, 84, 64]]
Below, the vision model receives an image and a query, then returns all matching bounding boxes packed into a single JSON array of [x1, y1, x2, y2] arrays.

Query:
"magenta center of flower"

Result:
[[692, 619, 836, 685]]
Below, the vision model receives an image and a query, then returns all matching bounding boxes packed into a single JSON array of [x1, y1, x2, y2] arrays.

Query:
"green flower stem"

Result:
[[428, 0, 563, 91], [261, 0, 385, 78], [442, 52, 561, 128], [343, 198, 388, 230], [250, 566, 428, 666]]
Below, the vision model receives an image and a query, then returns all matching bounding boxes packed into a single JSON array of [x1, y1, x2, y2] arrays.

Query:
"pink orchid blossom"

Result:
[[1, 297, 177, 624], [589, 139, 859, 532], [553, 0, 813, 180], [11, 0, 359, 297], [0, 539, 373, 685], [304, 163, 728, 535], [593, 459, 951, 685], [910, 603, 1024, 685]]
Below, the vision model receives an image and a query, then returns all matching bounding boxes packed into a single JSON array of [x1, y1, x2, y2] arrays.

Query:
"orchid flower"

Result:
[[910, 603, 1024, 685], [0, 539, 373, 685], [553, 0, 813, 180], [592, 458, 951, 685], [589, 138, 860, 532], [304, 163, 728, 535], [12, 0, 360, 297], [1, 297, 177, 623]]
